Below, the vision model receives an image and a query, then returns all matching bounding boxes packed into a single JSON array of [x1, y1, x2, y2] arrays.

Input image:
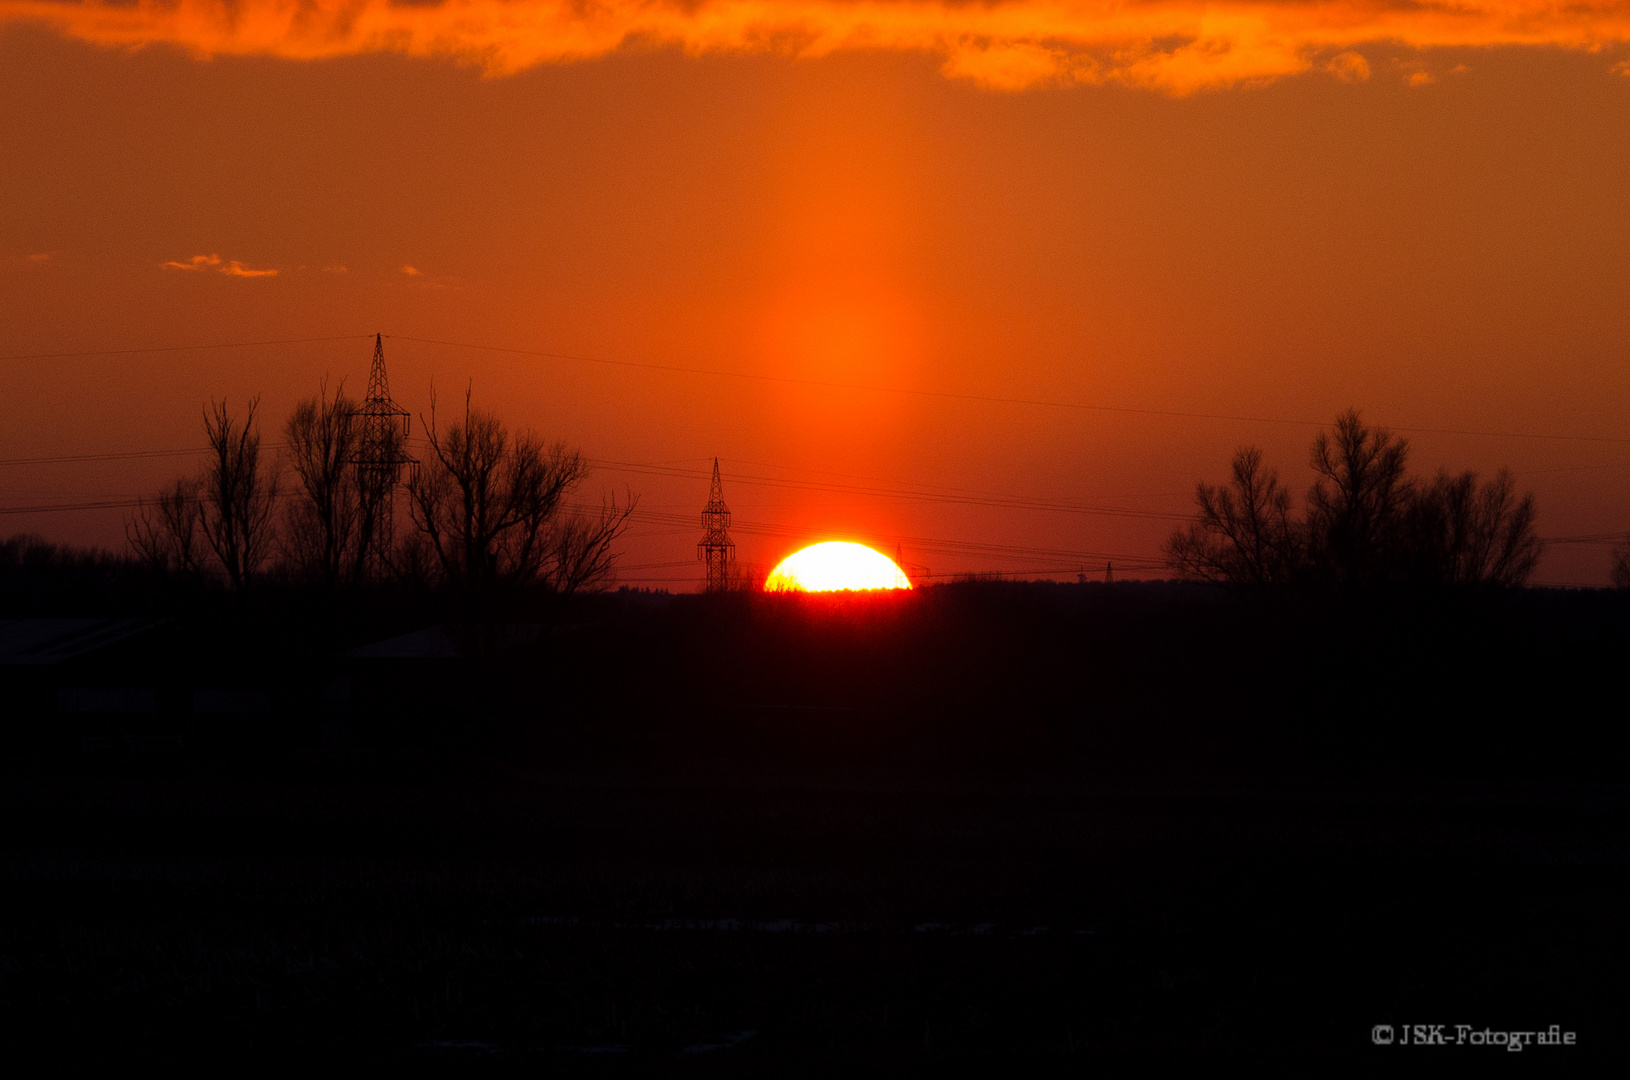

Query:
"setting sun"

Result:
[[764, 541, 913, 592]]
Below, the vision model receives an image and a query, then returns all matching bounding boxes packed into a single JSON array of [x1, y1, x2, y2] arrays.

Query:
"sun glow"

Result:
[[764, 541, 913, 592]]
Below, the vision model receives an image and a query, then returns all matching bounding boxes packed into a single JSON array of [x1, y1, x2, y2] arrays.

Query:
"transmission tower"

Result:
[[697, 458, 735, 592], [351, 333, 415, 578]]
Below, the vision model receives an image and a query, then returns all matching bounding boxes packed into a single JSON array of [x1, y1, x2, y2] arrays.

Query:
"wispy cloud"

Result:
[[161, 252, 277, 276], [1325, 51, 1370, 84], [162, 253, 221, 271], [4, 1, 1630, 93], [221, 259, 278, 277], [401, 265, 422, 276]]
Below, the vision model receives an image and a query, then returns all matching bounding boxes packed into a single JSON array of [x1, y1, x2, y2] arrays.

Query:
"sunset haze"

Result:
[[3, 1, 1628, 585]]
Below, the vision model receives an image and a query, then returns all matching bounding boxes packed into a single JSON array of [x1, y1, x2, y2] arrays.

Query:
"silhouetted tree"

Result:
[[1611, 540, 1630, 590], [1, 533, 134, 615], [199, 397, 279, 594], [126, 476, 203, 578], [550, 494, 640, 594], [282, 380, 362, 590], [727, 560, 768, 593], [1165, 446, 1300, 586], [1304, 409, 1413, 586], [406, 388, 635, 640], [1405, 468, 1541, 587], [1168, 409, 1541, 590]]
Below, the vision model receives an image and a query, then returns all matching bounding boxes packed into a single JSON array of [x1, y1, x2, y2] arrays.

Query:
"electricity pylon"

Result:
[[351, 333, 415, 579], [697, 458, 735, 592]]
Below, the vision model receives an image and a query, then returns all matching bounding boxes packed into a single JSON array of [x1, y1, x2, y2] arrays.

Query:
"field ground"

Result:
[[0, 747, 1623, 1069]]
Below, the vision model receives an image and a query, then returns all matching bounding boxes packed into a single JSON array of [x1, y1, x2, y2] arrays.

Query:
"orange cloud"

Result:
[[221, 260, 278, 277], [1326, 50, 1370, 83], [161, 253, 221, 271], [4, 1, 1630, 93], [401, 265, 422, 276], [160, 253, 277, 276]]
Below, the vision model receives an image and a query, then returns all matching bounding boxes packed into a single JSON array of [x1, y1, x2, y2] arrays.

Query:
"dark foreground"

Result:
[[1, 753, 1623, 1070], [2, 581, 1627, 1068]]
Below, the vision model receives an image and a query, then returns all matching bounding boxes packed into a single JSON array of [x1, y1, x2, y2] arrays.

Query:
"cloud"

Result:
[[162, 253, 221, 271], [1615, 59, 1630, 75], [221, 259, 278, 277], [27, 252, 51, 262], [161, 252, 277, 276], [1326, 50, 1370, 83], [401, 265, 422, 276], [4, 1, 1630, 93], [322, 265, 348, 274], [1406, 70, 1435, 86]]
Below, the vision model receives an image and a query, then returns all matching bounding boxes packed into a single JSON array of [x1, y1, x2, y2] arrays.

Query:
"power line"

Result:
[[0, 494, 1173, 575], [3, 325, 1626, 444], [0, 498, 145, 516], [9, 466, 1623, 552], [1523, 460, 1630, 474], [1, 488, 1170, 566], [1542, 532, 1630, 545], [731, 456, 1188, 503], [599, 504, 1170, 569], [0, 448, 211, 467], [389, 333, 1630, 445], [0, 442, 1193, 524], [589, 459, 1191, 523], [0, 334, 374, 363]]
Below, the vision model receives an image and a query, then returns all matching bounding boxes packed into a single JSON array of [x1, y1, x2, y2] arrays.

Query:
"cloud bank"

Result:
[[5, 0, 1630, 93], [162, 253, 278, 276]]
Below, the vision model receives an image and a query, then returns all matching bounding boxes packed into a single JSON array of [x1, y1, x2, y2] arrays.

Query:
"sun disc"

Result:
[[764, 541, 913, 592]]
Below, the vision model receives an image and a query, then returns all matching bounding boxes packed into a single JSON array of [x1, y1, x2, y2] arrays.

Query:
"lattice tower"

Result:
[[697, 458, 735, 592], [351, 333, 415, 578]]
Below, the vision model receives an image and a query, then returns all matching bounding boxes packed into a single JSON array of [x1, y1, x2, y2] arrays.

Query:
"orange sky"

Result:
[[2, 4, 1629, 586]]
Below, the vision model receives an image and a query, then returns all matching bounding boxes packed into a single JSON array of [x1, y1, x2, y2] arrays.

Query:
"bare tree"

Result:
[[1609, 540, 1630, 590], [199, 397, 279, 593], [1305, 409, 1413, 585], [727, 560, 768, 593], [1406, 468, 1542, 587], [1169, 409, 1541, 591], [125, 476, 203, 577], [1166, 446, 1300, 586], [407, 388, 635, 625], [549, 494, 639, 595], [282, 380, 362, 590]]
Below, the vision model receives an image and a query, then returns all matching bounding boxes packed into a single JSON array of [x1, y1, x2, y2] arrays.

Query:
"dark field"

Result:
[[2, 760, 1624, 1069], [2, 582, 1627, 1068]]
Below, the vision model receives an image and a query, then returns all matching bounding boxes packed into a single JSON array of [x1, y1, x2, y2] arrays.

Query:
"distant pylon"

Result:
[[697, 458, 735, 592], [1104, 561, 1114, 584], [350, 333, 415, 579]]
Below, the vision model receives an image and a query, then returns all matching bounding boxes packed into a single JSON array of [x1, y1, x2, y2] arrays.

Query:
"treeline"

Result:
[[1166, 409, 1549, 591], [0, 533, 140, 615], [115, 382, 635, 637]]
